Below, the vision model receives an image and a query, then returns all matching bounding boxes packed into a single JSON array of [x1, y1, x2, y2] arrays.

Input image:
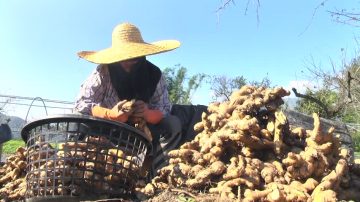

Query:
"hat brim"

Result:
[[77, 40, 180, 64]]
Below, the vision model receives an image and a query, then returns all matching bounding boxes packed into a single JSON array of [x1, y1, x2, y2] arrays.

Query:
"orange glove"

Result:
[[92, 100, 130, 122]]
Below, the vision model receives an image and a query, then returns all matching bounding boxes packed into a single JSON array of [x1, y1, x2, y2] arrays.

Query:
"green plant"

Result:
[[354, 152, 360, 160], [163, 65, 206, 104], [178, 194, 196, 202], [2, 139, 25, 154], [295, 89, 340, 119]]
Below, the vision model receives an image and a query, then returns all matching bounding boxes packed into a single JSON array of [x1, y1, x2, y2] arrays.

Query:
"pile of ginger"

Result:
[[0, 147, 27, 201], [139, 85, 360, 201]]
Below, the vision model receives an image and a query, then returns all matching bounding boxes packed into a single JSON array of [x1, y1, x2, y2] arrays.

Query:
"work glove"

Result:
[[91, 100, 130, 122]]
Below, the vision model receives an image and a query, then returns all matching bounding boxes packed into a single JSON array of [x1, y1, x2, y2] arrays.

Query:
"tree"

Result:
[[209, 74, 271, 102], [209, 75, 247, 101], [294, 88, 339, 118], [294, 55, 360, 122], [163, 65, 206, 104]]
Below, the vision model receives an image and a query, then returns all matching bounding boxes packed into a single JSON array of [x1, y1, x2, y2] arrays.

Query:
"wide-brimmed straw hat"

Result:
[[77, 23, 181, 64]]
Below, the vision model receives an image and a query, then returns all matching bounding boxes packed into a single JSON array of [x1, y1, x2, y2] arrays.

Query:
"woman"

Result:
[[74, 22, 182, 176]]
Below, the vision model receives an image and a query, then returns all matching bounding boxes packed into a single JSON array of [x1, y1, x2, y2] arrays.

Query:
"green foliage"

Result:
[[296, 55, 360, 152], [341, 58, 360, 123], [295, 56, 360, 121], [178, 194, 196, 202], [2, 139, 25, 154], [342, 108, 360, 123], [355, 151, 360, 160], [163, 65, 206, 104], [294, 89, 339, 118], [352, 131, 360, 153]]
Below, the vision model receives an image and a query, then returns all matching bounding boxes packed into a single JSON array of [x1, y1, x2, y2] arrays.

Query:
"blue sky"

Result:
[[0, 0, 359, 119]]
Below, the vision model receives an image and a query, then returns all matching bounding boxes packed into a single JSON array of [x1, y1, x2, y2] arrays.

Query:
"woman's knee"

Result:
[[148, 115, 182, 142], [160, 115, 182, 135]]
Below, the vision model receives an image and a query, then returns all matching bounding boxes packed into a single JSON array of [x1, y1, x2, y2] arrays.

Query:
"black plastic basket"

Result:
[[21, 114, 151, 202]]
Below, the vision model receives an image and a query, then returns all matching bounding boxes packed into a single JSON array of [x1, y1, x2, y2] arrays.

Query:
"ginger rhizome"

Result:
[[0, 147, 27, 201], [138, 85, 360, 202]]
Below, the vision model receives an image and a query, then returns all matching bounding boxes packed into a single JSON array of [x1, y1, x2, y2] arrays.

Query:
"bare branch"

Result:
[[244, 0, 261, 25], [256, 0, 261, 25], [292, 88, 330, 117], [328, 9, 360, 27], [216, 0, 236, 13], [245, 0, 251, 15], [217, 0, 260, 25], [348, 71, 353, 100], [299, 0, 330, 36], [293, 87, 351, 118]]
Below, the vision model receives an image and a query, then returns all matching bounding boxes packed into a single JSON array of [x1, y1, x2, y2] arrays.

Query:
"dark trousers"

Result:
[[147, 115, 182, 177]]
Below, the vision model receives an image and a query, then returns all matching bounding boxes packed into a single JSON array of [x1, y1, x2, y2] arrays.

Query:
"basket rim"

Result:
[[20, 113, 152, 144]]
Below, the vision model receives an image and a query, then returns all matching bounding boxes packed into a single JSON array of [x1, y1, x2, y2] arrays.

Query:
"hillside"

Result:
[[0, 113, 25, 139]]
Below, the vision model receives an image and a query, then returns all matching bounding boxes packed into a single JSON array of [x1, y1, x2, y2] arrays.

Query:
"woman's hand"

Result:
[[131, 100, 163, 124], [92, 100, 130, 122], [132, 100, 148, 119]]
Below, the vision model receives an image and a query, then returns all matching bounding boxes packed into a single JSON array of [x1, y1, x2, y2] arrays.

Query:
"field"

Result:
[[1, 139, 25, 154]]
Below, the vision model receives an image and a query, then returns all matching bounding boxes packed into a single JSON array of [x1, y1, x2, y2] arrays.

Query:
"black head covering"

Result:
[[108, 57, 162, 103]]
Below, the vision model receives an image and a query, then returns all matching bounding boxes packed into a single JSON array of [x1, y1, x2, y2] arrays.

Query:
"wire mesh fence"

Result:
[[0, 94, 75, 136]]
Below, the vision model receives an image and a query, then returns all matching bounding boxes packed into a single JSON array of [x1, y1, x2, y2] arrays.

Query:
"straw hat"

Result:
[[77, 23, 181, 64]]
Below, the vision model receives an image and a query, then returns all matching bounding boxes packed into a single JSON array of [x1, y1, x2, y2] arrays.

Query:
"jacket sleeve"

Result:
[[148, 74, 172, 116], [73, 65, 107, 115]]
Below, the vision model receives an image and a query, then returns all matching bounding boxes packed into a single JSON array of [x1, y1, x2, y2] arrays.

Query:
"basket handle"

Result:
[[25, 97, 48, 123]]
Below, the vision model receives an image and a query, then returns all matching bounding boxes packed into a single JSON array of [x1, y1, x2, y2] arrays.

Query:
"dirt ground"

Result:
[[139, 188, 236, 202], [89, 189, 233, 202]]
